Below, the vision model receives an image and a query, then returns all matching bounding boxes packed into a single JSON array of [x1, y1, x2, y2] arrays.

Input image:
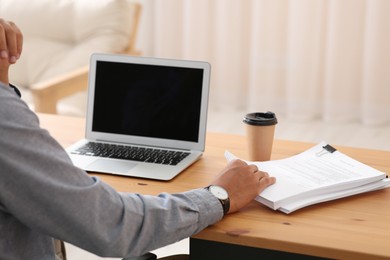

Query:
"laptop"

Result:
[[66, 53, 211, 181]]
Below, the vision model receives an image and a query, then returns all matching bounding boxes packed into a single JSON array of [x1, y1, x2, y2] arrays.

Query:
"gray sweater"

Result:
[[0, 83, 222, 259]]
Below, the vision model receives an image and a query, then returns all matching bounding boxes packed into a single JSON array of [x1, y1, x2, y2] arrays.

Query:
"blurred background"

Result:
[[140, 0, 390, 124], [2, 0, 389, 151], [136, 0, 390, 150]]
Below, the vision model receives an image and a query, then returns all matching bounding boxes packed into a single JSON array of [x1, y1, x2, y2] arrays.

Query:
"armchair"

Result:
[[0, 0, 141, 114]]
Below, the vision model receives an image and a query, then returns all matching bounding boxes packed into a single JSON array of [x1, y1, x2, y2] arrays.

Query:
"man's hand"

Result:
[[210, 159, 276, 214], [0, 18, 23, 85]]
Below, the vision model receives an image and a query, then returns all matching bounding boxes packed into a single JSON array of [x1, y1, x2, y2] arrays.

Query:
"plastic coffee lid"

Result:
[[243, 111, 278, 126]]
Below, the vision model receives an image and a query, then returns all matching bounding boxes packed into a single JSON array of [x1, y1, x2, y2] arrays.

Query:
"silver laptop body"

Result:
[[66, 53, 211, 181]]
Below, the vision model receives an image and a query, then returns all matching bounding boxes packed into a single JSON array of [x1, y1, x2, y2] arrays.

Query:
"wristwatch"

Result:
[[205, 185, 230, 215]]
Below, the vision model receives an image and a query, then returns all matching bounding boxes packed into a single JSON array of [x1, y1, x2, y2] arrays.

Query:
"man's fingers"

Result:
[[256, 171, 269, 181], [248, 164, 258, 173], [0, 19, 23, 63], [8, 21, 22, 60], [0, 20, 7, 59], [259, 174, 276, 188]]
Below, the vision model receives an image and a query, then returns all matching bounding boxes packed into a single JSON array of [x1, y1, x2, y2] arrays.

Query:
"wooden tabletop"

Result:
[[39, 113, 390, 260]]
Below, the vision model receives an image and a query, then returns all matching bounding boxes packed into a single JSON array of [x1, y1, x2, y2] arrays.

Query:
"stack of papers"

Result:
[[225, 142, 390, 214]]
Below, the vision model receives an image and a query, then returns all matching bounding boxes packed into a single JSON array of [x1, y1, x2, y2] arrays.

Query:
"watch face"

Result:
[[209, 185, 228, 200]]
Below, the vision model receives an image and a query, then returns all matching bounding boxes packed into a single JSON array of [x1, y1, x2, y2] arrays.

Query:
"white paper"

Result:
[[225, 142, 388, 213], [278, 178, 390, 214]]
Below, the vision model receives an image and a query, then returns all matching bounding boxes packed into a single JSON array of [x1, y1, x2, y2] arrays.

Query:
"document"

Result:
[[225, 142, 390, 214]]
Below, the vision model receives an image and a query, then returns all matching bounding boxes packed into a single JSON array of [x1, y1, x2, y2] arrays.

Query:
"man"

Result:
[[0, 19, 276, 260]]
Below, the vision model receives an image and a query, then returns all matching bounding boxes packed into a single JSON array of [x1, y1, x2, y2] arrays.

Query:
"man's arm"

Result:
[[0, 83, 221, 257], [0, 84, 275, 257]]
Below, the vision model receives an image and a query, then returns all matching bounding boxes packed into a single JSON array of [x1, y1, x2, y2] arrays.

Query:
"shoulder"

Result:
[[0, 83, 40, 128], [9, 84, 22, 97]]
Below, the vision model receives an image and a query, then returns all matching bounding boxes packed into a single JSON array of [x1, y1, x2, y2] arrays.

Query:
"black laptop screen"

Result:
[[92, 61, 204, 142]]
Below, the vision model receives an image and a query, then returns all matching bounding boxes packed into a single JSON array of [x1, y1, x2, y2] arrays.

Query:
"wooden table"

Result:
[[39, 113, 390, 260]]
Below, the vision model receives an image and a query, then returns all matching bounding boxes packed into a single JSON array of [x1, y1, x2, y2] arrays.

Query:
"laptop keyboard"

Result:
[[70, 142, 190, 166]]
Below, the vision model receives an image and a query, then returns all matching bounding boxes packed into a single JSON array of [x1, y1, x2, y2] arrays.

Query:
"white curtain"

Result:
[[138, 0, 390, 125]]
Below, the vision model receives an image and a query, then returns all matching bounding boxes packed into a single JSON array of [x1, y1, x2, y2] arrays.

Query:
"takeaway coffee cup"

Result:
[[243, 111, 278, 161]]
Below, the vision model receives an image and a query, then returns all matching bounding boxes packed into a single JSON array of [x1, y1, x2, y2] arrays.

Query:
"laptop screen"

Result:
[[92, 60, 204, 143]]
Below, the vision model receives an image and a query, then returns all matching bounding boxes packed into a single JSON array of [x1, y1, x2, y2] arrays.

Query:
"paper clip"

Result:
[[316, 144, 337, 157]]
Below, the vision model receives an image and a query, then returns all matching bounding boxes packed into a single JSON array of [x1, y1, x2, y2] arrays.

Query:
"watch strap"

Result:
[[205, 185, 230, 215]]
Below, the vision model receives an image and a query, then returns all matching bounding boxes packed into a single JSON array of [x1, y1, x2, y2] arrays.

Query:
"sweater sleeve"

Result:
[[0, 84, 223, 258]]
